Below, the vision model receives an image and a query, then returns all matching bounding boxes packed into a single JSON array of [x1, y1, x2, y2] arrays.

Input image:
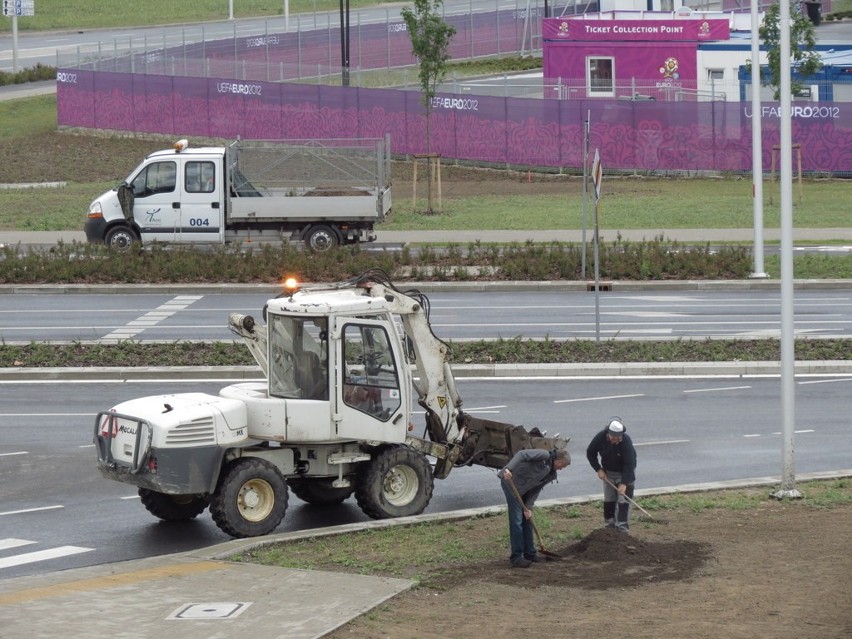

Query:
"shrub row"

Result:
[[0, 63, 55, 87], [0, 238, 753, 284]]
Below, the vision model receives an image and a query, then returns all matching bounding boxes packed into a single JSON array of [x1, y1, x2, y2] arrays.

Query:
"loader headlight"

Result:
[[88, 201, 103, 219]]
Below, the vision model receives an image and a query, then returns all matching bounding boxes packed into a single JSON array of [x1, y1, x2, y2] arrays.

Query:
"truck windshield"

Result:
[[267, 315, 328, 400]]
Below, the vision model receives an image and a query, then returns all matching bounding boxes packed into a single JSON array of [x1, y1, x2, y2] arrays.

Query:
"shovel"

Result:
[[505, 476, 560, 559], [603, 477, 669, 525]]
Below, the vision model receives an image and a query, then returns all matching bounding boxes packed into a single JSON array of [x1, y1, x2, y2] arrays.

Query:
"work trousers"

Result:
[[603, 469, 635, 532], [501, 480, 537, 562]]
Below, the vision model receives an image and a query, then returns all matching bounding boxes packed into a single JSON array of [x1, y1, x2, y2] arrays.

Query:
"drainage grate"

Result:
[[167, 602, 253, 620]]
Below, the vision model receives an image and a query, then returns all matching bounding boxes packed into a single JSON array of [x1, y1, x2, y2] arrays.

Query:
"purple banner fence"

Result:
[[56, 70, 852, 175]]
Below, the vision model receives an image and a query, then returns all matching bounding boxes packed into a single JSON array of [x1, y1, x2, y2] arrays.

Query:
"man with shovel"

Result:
[[498, 448, 570, 568], [586, 418, 637, 533]]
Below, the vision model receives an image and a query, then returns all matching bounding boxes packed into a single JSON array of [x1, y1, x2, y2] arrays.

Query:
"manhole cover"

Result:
[[167, 602, 252, 620]]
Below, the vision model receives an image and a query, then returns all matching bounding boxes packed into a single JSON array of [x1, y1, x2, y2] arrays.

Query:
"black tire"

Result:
[[138, 488, 208, 521], [289, 478, 354, 506], [105, 225, 139, 252], [304, 224, 339, 252], [209, 458, 288, 538], [355, 445, 433, 519]]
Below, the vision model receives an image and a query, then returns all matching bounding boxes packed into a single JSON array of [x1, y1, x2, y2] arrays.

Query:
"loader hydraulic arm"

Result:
[[358, 282, 464, 446], [357, 280, 569, 477]]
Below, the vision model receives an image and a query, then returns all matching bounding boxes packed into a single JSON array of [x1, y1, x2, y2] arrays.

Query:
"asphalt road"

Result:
[[3, 288, 852, 344], [1, 374, 850, 580]]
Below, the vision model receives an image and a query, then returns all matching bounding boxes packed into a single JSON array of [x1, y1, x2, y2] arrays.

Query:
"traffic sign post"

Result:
[[3, 0, 34, 73], [591, 148, 603, 341]]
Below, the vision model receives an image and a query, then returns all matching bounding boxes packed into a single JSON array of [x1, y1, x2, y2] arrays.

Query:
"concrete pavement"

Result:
[[2, 471, 851, 639]]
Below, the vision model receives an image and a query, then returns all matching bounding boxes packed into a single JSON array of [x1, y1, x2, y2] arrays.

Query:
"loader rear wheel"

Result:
[[355, 445, 433, 519], [289, 478, 354, 506], [209, 458, 288, 538], [139, 488, 208, 521]]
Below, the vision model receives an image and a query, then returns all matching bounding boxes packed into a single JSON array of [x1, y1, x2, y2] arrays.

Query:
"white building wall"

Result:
[[696, 47, 765, 101]]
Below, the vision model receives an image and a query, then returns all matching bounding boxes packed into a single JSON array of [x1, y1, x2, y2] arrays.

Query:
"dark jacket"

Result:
[[497, 448, 557, 506], [586, 429, 637, 485]]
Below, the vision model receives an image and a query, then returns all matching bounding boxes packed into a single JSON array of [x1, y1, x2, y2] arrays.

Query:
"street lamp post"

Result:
[[339, 0, 350, 86]]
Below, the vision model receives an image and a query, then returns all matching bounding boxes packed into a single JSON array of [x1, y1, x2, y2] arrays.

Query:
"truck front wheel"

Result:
[[139, 488, 208, 521], [355, 445, 433, 519], [105, 225, 139, 252], [210, 458, 289, 538], [303, 224, 339, 252]]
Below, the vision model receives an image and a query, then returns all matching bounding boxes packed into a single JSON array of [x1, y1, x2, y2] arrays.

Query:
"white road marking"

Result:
[[0, 505, 63, 516], [101, 295, 203, 341], [0, 546, 94, 570], [683, 385, 752, 393], [0, 451, 28, 457], [634, 439, 689, 446], [554, 393, 644, 404], [798, 377, 852, 385], [0, 539, 36, 551]]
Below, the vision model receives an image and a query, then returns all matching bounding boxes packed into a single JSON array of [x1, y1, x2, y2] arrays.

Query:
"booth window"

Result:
[[587, 57, 614, 97]]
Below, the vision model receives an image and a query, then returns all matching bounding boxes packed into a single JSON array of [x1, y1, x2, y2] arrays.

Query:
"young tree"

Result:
[[402, 0, 456, 152], [756, 2, 822, 100], [402, 0, 456, 213]]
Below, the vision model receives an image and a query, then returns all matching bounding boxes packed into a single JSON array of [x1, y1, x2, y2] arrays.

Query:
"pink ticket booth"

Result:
[[542, 14, 732, 99]]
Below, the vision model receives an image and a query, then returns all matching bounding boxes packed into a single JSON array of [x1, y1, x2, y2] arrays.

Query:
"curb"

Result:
[[2, 360, 852, 382]]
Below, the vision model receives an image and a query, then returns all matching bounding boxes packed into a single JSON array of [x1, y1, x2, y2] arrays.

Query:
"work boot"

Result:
[[510, 557, 532, 568], [616, 502, 630, 533], [603, 501, 616, 528], [524, 554, 546, 563]]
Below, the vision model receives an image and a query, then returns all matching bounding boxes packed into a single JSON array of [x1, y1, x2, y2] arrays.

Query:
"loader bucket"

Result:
[[455, 413, 569, 470]]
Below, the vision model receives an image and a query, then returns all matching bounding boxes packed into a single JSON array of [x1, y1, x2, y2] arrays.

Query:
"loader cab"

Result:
[[263, 302, 410, 444]]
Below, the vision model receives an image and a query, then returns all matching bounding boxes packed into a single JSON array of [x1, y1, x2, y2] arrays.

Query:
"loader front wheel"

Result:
[[139, 489, 208, 521], [210, 458, 288, 538], [289, 478, 354, 506], [355, 445, 433, 519]]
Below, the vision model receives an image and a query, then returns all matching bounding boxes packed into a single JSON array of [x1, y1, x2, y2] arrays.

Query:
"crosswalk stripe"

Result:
[[0, 539, 36, 551], [0, 546, 93, 569]]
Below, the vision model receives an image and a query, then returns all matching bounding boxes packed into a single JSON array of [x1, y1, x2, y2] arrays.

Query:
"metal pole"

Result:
[[581, 112, 589, 279], [12, 14, 18, 73], [593, 197, 600, 342], [750, 0, 768, 279], [772, 0, 801, 501]]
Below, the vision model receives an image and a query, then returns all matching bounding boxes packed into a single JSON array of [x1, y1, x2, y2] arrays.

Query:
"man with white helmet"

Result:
[[586, 418, 637, 533]]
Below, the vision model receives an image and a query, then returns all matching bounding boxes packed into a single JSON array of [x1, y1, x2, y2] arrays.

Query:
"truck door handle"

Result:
[[172, 202, 180, 209], [211, 202, 220, 209]]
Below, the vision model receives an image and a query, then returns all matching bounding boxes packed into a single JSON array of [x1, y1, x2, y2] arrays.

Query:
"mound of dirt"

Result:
[[479, 527, 711, 591]]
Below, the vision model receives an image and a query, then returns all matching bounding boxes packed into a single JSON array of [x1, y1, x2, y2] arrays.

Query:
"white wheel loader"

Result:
[[94, 270, 569, 538]]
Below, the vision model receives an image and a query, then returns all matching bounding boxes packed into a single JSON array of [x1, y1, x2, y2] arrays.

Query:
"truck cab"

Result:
[[85, 141, 226, 249]]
